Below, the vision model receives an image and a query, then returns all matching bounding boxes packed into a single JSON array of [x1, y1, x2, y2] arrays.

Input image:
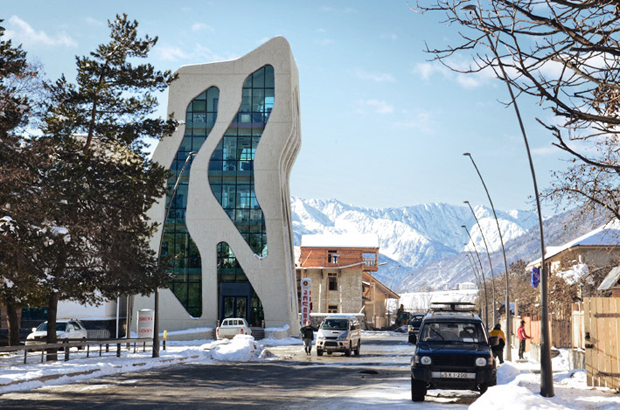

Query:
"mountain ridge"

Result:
[[290, 197, 559, 291]]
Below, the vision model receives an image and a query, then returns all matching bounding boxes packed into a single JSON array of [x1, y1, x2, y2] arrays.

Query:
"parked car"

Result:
[[407, 313, 425, 344], [409, 302, 496, 402], [315, 315, 361, 357], [216, 318, 252, 340], [25, 319, 88, 348]]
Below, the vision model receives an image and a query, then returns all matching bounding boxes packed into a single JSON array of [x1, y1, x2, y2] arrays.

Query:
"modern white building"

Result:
[[134, 37, 301, 337]]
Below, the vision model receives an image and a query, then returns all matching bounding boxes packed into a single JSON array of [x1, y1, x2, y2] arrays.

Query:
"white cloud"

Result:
[[413, 61, 491, 89], [414, 62, 450, 81], [191, 23, 214, 32], [156, 46, 190, 62], [317, 28, 326, 34], [7, 16, 77, 48], [315, 39, 334, 46], [531, 145, 559, 156], [194, 44, 240, 63], [355, 68, 395, 83], [359, 100, 394, 115], [321, 6, 357, 14], [456, 74, 482, 88], [380, 33, 398, 41], [395, 112, 435, 134], [85, 17, 105, 27]]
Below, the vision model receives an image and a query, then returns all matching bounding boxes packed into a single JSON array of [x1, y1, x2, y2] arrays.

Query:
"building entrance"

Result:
[[220, 282, 251, 322]]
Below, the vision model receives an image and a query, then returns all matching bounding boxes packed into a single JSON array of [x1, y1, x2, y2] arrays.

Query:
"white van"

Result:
[[315, 315, 361, 357], [216, 318, 252, 340]]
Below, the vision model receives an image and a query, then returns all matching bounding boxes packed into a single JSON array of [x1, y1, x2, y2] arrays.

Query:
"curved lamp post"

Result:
[[462, 224, 489, 326], [464, 200, 497, 325], [464, 245, 485, 315], [153, 151, 197, 358], [462, 4, 552, 396]]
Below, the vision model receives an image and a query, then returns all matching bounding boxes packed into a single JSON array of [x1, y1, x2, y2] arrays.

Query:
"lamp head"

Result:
[[463, 152, 472, 157], [461, 4, 478, 11], [461, 225, 467, 228], [464, 200, 470, 204]]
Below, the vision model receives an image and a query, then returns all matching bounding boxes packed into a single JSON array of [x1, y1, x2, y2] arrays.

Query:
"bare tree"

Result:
[[414, 0, 620, 219]]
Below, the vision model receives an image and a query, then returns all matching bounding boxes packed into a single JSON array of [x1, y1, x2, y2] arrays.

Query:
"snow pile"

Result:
[[210, 335, 264, 362], [471, 384, 567, 410], [473, 348, 620, 410], [558, 263, 589, 285]]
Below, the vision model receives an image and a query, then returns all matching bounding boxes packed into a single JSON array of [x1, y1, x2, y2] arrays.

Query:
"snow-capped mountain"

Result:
[[290, 198, 541, 290]]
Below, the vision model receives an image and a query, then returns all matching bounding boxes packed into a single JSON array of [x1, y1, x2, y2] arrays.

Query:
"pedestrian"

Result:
[[517, 320, 531, 360], [488, 323, 506, 364], [300, 320, 314, 356]]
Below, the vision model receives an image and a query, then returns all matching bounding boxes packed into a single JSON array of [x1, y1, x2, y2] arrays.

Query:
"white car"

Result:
[[216, 318, 252, 340], [316, 315, 362, 357], [25, 319, 88, 348]]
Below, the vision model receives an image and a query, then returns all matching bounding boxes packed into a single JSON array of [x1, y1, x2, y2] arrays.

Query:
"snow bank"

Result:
[[471, 384, 567, 410], [210, 335, 264, 362]]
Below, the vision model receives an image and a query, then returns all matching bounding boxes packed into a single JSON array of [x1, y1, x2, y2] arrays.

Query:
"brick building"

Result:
[[296, 234, 399, 329]]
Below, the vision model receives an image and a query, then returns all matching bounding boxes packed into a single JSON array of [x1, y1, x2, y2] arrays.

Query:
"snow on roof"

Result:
[[527, 220, 620, 267], [300, 233, 379, 248]]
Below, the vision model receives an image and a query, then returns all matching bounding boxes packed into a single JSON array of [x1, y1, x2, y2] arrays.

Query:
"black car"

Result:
[[407, 314, 425, 344], [409, 302, 496, 402]]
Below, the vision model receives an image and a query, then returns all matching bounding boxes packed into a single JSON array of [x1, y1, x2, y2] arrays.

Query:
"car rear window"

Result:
[[419, 322, 485, 343]]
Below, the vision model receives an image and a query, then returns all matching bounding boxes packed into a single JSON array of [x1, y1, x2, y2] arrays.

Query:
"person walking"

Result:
[[300, 320, 314, 356], [488, 323, 506, 364], [517, 320, 531, 360]]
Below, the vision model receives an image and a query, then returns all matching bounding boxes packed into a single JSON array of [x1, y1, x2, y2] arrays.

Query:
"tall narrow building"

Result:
[[134, 37, 301, 337]]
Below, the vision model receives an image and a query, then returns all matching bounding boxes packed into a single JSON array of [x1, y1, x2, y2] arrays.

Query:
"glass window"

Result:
[[208, 66, 272, 258], [161, 86, 220, 317], [328, 273, 338, 291]]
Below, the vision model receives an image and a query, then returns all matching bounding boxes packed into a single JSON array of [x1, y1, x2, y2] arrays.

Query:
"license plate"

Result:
[[440, 372, 468, 379]]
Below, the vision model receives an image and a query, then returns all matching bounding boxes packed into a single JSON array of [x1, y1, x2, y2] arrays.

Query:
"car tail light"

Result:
[[241, 328, 244, 334], [216, 328, 219, 336]]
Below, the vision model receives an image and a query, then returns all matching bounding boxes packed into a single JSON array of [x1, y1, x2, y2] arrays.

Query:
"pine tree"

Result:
[[0, 20, 50, 346], [33, 14, 176, 359]]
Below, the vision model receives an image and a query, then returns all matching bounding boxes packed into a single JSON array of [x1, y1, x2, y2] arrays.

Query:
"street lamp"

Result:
[[463, 154, 512, 360], [461, 224, 489, 326], [464, 245, 485, 315], [462, 4, 553, 396], [153, 151, 197, 358], [464, 200, 497, 325]]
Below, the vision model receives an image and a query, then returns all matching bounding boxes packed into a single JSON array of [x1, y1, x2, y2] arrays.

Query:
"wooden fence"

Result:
[[583, 297, 620, 389], [512, 316, 572, 352]]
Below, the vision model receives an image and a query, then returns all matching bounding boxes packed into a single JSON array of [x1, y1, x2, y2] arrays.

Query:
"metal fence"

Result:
[[0, 338, 158, 366]]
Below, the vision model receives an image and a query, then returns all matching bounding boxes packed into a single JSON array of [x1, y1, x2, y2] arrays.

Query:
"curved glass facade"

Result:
[[162, 87, 220, 317], [208, 65, 274, 257], [217, 242, 264, 326]]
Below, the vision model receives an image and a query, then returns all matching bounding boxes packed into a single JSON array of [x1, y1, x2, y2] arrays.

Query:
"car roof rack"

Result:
[[428, 302, 477, 312]]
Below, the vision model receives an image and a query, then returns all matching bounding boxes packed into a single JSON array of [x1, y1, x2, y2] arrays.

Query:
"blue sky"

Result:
[[2, 1, 570, 214]]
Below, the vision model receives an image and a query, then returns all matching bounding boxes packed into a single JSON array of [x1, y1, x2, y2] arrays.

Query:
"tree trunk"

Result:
[[46, 291, 59, 361], [6, 300, 20, 346]]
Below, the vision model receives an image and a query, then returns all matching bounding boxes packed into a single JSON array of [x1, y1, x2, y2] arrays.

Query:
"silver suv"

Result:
[[316, 315, 361, 357]]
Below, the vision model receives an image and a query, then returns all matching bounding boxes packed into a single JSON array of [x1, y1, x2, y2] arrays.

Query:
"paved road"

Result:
[[0, 333, 476, 409]]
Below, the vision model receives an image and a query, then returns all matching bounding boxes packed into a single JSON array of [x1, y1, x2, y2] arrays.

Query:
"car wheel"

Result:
[[78, 338, 86, 350], [354, 341, 361, 356], [317, 349, 323, 356], [411, 377, 427, 402], [479, 383, 489, 394], [344, 346, 352, 357], [408, 335, 416, 344]]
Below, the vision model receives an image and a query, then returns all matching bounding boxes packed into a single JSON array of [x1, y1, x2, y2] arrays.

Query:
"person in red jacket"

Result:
[[517, 320, 531, 360]]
